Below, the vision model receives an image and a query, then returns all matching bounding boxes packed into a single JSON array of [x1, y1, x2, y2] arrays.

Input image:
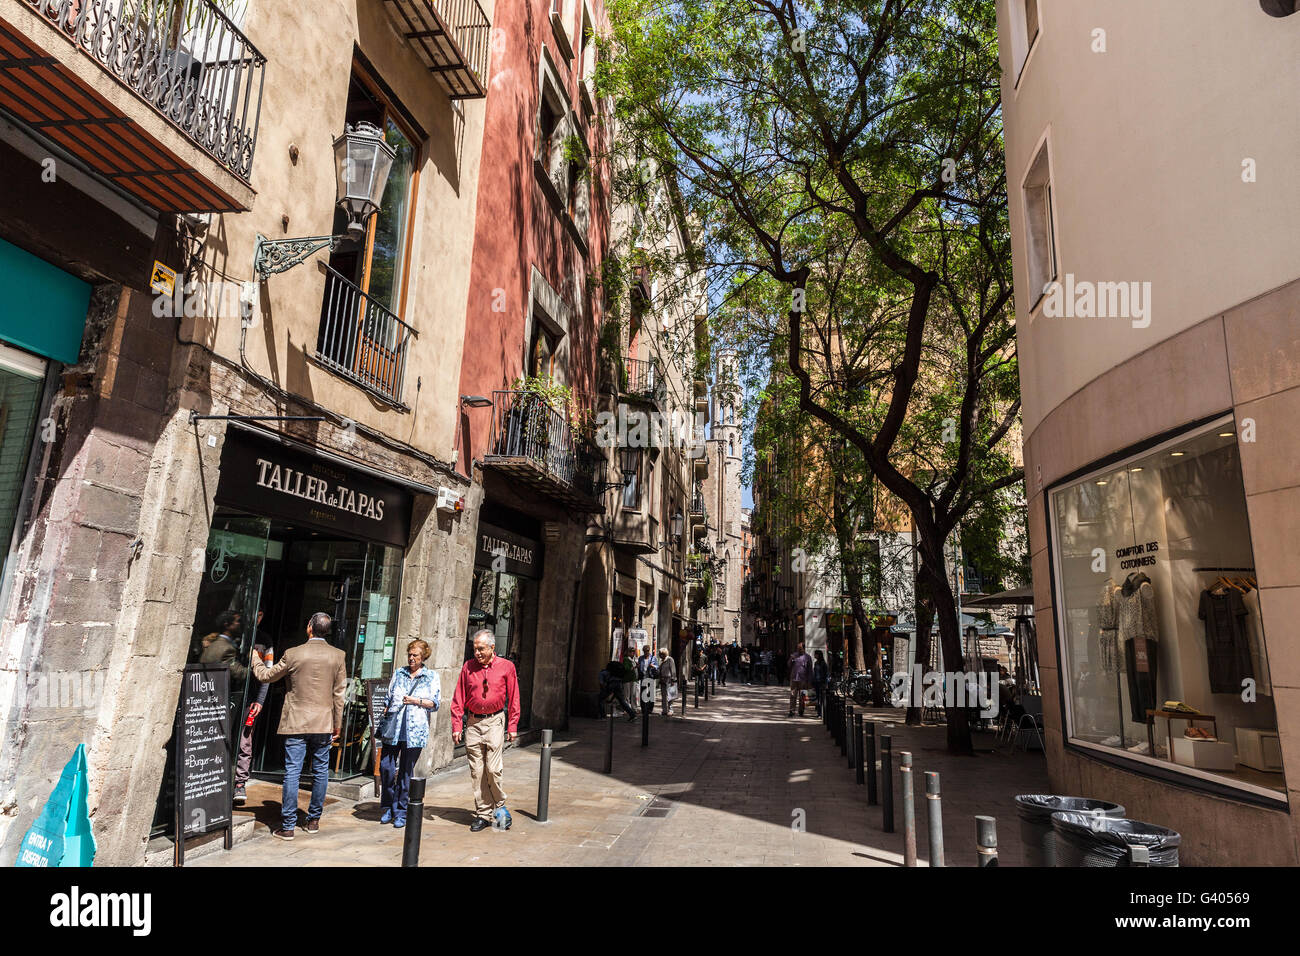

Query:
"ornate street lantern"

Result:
[[253, 122, 397, 278], [334, 121, 397, 239]]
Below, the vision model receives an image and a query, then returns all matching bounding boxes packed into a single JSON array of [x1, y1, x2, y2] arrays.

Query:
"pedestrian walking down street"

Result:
[[598, 658, 638, 721], [693, 643, 709, 696], [787, 642, 813, 716], [636, 645, 659, 711], [760, 648, 773, 685], [711, 643, 726, 685], [657, 648, 677, 717], [379, 640, 439, 828], [727, 642, 740, 679], [739, 646, 752, 684], [812, 650, 829, 717], [250, 612, 347, 840], [451, 629, 521, 832]]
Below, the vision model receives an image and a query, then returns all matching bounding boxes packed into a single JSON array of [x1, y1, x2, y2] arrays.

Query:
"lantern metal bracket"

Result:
[[594, 469, 637, 494], [253, 233, 350, 280]]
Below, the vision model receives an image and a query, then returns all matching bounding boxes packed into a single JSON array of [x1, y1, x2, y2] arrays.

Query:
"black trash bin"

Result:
[[1050, 811, 1180, 867], [1014, 795, 1125, 866]]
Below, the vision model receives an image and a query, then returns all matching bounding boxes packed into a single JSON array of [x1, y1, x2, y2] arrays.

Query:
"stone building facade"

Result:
[[0, 0, 492, 864]]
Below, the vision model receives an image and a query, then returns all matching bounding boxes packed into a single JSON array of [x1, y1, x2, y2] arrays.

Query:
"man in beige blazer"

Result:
[[251, 612, 347, 840]]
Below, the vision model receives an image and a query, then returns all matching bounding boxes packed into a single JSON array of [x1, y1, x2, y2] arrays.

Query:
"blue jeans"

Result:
[[281, 733, 331, 831], [380, 743, 423, 819]]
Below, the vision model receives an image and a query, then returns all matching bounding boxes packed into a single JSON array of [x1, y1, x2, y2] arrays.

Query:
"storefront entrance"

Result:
[[468, 510, 541, 731], [151, 429, 413, 837]]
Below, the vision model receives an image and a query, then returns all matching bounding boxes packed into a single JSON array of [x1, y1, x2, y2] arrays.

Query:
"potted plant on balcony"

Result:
[[508, 374, 571, 458]]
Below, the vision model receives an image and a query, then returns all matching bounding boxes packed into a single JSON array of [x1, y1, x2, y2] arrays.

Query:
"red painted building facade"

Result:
[[455, 0, 614, 731]]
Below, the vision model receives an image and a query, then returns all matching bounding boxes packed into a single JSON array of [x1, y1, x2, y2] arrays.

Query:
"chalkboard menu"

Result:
[[175, 663, 233, 864], [366, 678, 390, 737]]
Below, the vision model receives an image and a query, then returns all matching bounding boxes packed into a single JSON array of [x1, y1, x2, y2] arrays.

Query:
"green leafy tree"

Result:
[[603, 0, 1024, 753]]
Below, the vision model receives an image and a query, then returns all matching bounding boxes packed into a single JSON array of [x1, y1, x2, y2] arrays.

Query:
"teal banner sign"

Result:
[[0, 237, 91, 365], [16, 743, 97, 867]]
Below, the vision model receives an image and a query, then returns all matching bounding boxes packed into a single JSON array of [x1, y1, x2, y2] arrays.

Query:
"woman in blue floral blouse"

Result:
[[380, 639, 439, 827]]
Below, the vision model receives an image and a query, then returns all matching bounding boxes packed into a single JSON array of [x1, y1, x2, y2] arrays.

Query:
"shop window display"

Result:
[[1048, 416, 1284, 798]]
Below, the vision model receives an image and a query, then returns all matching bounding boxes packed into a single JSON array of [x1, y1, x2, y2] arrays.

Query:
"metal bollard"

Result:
[[694, 675, 700, 708], [900, 752, 916, 867], [854, 715, 865, 785], [881, 735, 894, 833], [839, 699, 848, 756], [680, 677, 686, 719], [604, 701, 614, 774], [865, 720, 878, 805], [537, 730, 553, 823], [847, 704, 856, 769], [401, 777, 425, 867], [641, 688, 650, 748], [976, 815, 998, 867], [925, 771, 943, 867]]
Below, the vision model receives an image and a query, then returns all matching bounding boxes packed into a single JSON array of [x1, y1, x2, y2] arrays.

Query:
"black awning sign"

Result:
[[474, 521, 541, 579], [255, 458, 387, 522], [216, 431, 413, 548]]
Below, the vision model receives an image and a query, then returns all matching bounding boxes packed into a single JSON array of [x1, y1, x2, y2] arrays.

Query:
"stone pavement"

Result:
[[194, 679, 1049, 867]]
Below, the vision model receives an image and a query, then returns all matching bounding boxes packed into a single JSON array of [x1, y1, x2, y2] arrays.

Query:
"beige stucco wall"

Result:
[[1021, 283, 1300, 864], [998, 0, 1300, 436], [999, 0, 1300, 864], [188, 0, 492, 460]]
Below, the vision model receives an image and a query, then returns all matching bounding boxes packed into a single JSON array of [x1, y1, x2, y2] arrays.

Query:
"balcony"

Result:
[[612, 509, 657, 555], [685, 554, 709, 587], [4, 0, 265, 211], [687, 489, 707, 529], [382, 0, 490, 100], [483, 390, 603, 512], [620, 355, 664, 407], [316, 263, 417, 409]]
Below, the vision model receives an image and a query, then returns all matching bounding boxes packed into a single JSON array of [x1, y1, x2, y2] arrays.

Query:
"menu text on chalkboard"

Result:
[[175, 663, 233, 865]]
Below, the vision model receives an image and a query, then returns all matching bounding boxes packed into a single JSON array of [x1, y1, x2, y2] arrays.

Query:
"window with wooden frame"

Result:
[[317, 63, 423, 404], [528, 322, 559, 381], [327, 68, 421, 313]]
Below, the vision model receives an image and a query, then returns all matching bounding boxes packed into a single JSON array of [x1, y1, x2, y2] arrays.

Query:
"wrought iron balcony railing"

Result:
[[621, 355, 664, 404], [483, 390, 601, 508], [383, 0, 491, 99], [25, 0, 266, 182], [316, 263, 417, 408]]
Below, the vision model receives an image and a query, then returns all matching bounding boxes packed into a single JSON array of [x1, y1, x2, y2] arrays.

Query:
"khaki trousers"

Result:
[[465, 711, 507, 820]]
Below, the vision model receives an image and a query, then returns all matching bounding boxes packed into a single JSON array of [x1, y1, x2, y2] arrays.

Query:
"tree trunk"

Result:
[[906, 570, 932, 726], [926, 559, 973, 755]]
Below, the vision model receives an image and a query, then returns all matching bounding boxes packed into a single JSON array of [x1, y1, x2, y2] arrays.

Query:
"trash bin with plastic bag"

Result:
[[1050, 811, 1180, 867], [1014, 795, 1125, 866]]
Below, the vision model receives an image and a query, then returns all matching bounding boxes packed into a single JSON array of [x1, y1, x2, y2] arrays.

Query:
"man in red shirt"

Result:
[[451, 629, 521, 831]]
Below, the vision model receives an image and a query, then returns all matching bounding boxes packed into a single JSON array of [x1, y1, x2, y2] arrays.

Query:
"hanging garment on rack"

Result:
[[1097, 580, 1121, 675], [1240, 588, 1271, 697], [1198, 588, 1254, 695]]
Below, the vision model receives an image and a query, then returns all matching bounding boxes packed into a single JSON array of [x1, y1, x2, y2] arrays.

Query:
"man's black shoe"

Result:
[[470, 818, 490, 832]]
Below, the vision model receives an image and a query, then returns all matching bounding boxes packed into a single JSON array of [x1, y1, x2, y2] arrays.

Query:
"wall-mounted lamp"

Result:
[[253, 122, 397, 279], [671, 509, 684, 542], [460, 395, 494, 408]]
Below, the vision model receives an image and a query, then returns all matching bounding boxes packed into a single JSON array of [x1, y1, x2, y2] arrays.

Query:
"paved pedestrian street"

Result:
[[194, 681, 1048, 867]]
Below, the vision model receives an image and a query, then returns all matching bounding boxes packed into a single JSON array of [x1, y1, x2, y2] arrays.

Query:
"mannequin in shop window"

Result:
[[1117, 571, 1159, 725]]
